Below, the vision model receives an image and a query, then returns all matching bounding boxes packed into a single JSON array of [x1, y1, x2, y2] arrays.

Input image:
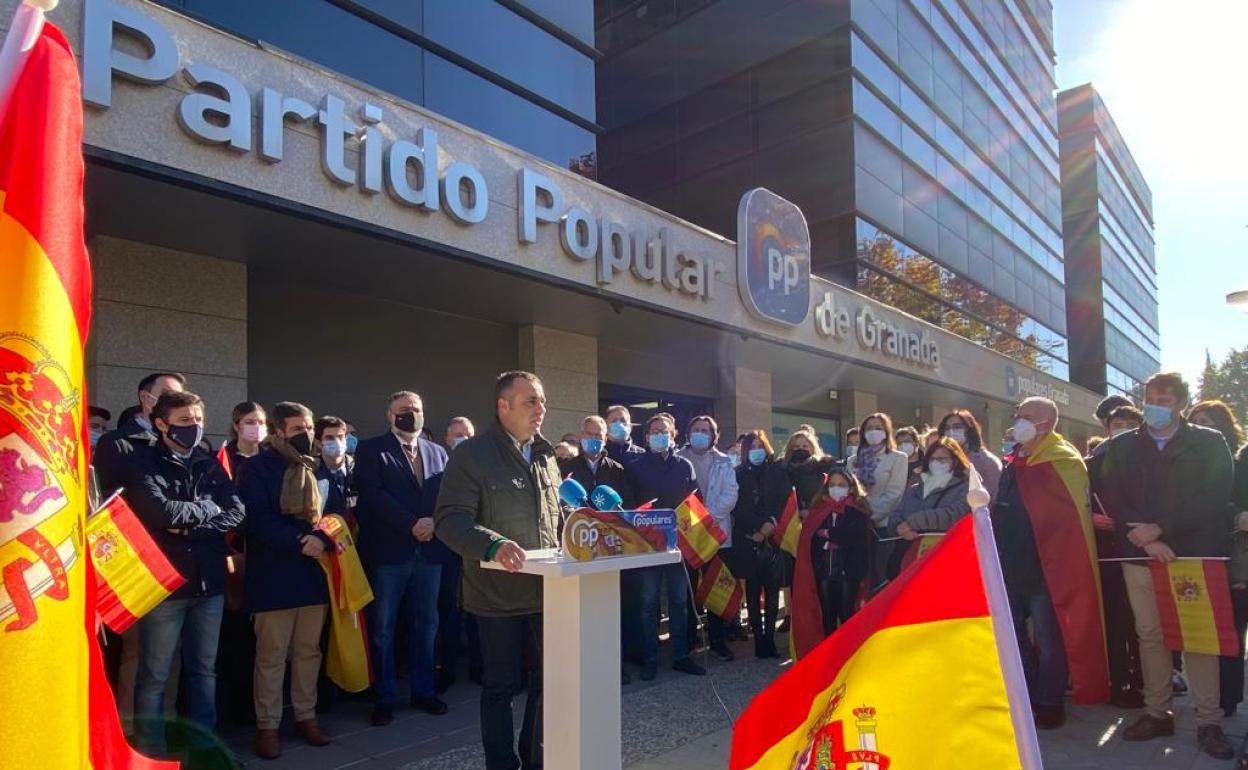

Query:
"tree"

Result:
[[1198, 346, 1248, 426]]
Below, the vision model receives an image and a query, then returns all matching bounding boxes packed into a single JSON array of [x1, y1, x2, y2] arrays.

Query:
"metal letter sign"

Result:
[[737, 188, 811, 326]]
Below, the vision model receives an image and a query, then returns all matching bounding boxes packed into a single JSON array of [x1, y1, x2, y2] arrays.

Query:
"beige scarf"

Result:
[[269, 433, 322, 524]]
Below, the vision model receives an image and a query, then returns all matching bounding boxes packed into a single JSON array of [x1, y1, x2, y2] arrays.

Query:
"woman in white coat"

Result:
[[847, 412, 909, 589]]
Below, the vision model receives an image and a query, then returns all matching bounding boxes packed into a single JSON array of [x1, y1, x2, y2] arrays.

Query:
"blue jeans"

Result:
[[370, 551, 442, 704], [639, 563, 690, 667], [134, 594, 225, 752], [1010, 590, 1069, 707]]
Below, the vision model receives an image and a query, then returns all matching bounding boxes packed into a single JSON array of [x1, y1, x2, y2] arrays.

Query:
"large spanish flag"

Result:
[[730, 512, 1042, 770], [1011, 430, 1109, 704], [0, 15, 174, 769], [675, 492, 727, 568], [1151, 559, 1238, 657]]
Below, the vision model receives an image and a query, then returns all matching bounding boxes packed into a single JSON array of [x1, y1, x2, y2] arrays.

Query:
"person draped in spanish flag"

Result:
[[1098, 372, 1237, 760], [992, 396, 1109, 731]]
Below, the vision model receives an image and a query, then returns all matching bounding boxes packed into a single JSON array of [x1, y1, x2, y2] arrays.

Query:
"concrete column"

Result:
[[837, 389, 878, 436], [719, 367, 773, 445], [518, 325, 598, 442], [87, 236, 247, 446]]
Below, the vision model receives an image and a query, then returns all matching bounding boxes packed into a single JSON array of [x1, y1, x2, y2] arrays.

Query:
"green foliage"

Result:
[[1198, 347, 1248, 426]]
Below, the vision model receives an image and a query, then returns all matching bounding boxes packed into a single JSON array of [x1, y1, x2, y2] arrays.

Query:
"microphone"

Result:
[[590, 484, 624, 511], [559, 477, 590, 509]]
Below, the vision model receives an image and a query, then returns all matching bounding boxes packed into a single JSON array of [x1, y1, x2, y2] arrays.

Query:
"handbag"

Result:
[[752, 539, 788, 589]]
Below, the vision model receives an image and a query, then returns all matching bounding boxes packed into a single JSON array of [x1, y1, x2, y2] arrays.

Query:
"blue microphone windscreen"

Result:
[[559, 477, 589, 508], [590, 484, 624, 511]]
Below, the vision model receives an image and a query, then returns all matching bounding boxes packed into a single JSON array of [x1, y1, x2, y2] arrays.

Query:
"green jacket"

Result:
[[434, 422, 564, 617]]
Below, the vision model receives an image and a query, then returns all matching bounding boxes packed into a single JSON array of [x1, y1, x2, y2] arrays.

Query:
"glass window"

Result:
[[772, 413, 841, 457], [515, 0, 594, 44]]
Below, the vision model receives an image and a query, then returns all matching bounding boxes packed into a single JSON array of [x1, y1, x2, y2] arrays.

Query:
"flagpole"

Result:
[[971, 505, 1044, 770], [0, 0, 56, 117]]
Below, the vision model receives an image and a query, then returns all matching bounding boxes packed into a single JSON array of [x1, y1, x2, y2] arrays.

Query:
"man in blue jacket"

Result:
[[239, 402, 336, 759], [355, 390, 449, 726], [121, 390, 244, 758]]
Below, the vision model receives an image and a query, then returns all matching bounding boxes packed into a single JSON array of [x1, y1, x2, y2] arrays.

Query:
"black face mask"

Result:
[[288, 431, 314, 456], [394, 411, 421, 435], [165, 423, 203, 452], [789, 449, 812, 465]]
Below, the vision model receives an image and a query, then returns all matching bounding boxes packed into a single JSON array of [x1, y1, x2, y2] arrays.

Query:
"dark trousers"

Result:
[[621, 569, 643, 664], [1009, 590, 1068, 707], [1099, 554, 1143, 698], [1220, 587, 1248, 712], [437, 556, 483, 676], [477, 613, 542, 770], [817, 578, 858, 636], [746, 579, 779, 652]]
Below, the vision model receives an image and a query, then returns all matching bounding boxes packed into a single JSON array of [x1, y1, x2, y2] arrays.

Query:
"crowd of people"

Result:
[[86, 367, 1248, 767]]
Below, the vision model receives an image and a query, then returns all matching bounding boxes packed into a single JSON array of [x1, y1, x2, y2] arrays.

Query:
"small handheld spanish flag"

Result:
[[730, 510, 1042, 770], [696, 556, 743, 621], [87, 492, 185, 634], [770, 490, 801, 557], [1149, 559, 1237, 657], [675, 492, 727, 568], [898, 533, 943, 572]]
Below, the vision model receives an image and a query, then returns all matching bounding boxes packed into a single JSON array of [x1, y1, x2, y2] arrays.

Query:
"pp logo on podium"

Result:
[[737, 188, 811, 326]]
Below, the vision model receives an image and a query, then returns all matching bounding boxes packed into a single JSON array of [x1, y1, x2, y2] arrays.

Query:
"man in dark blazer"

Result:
[[354, 390, 449, 726]]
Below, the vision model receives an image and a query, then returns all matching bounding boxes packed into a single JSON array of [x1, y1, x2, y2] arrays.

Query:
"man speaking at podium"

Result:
[[435, 371, 566, 770]]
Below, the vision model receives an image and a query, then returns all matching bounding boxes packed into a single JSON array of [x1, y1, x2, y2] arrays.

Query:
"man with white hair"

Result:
[[992, 397, 1108, 730]]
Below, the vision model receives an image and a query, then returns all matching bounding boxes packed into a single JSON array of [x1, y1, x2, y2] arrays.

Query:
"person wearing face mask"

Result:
[[1098, 374, 1236, 757], [841, 427, 860, 462], [355, 390, 451, 726], [894, 426, 922, 486], [445, 416, 475, 453], [731, 430, 795, 659], [603, 404, 645, 468], [95, 371, 187, 498], [887, 438, 973, 575], [217, 401, 267, 481], [782, 429, 833, 511], [87, 404, 111, 451], [791, 469, 870, 657], [936, 410, 1001, 503], [992, 396, 1108, 732], [847, 413, 909, 590], [121, 390, 245, 759], [678, 415, 740, 661], [237, 402, 336, 758], [627, 412, 705, 679]]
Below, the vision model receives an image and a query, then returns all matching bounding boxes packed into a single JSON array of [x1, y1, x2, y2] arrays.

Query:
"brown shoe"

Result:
[[1122, 713, 1175, 742], [1197, 725, 1234, 760], [254, 728, 281, 760], [295, 718, 331, 747]]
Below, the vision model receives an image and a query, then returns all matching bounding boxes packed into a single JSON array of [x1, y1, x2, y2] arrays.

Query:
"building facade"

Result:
[[43, 0, 1102, 463], [1057, 84, 1159, 397], [597, 0, 1072, 381]]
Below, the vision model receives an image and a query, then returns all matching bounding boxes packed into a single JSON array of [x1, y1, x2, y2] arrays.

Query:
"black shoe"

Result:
[[1033, 704, 1066, 730], [1223, 704, 1238, 718], [710, 642, 735, 662], [672, 657, 706, 676], [370, 705, 394, 727], [639, 663, 657, 681], [1197, 725, 1234, 759], [434, 667, 455, 694], [411, 695, 448, 716], [621, 668, 631, 685]]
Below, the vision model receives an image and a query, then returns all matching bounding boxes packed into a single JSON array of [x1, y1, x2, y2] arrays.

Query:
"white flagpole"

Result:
[[971, 506, 1045, 770], [0, 0, 57, 118]]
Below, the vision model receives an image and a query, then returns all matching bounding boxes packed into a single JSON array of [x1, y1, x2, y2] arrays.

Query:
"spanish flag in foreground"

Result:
[[675, 492, 727, 568], [1151, 559, 1238, 657], [0, 12, 175, 768], [730, 511, 1042, 770]]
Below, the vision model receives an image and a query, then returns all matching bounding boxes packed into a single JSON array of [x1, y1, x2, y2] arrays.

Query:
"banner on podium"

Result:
[[562, 508, 677, 562]]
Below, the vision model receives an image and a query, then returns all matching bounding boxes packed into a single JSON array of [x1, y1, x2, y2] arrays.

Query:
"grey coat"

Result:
[[889, 474, 971, 534]]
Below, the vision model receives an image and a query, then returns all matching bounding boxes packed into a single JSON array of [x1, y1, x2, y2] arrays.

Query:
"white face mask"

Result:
[[898, 442, 916, 457], [1011, 418, 1038, 445], [946, 428, 967, 445], [240, 423, 266, 444], [1110, 426, 1135, 438], [828, 485, 850, 501], [864, 429, 886, 446], [928, 460, 953, 477], [845, 445, 859, 458]]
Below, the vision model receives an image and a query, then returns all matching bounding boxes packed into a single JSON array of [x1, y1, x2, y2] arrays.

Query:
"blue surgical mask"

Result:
[[609, 420, 630, 442], [690, 432, 712, 451], [748, 448, 767, 465], [647, 433, 671, 453], [346, 433, 359, 454], [321, 438, 345, 459], [1143, 403, 1174, 431], [451, 435, 468, 449], [581, 436, 604, 456], [728, 451, 741, 468]]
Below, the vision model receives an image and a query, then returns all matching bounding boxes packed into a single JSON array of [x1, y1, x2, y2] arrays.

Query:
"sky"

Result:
[[1052, 0, 1248, 387]]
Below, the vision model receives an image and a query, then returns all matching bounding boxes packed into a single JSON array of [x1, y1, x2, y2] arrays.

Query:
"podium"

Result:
[[483, 547, 681, 770]]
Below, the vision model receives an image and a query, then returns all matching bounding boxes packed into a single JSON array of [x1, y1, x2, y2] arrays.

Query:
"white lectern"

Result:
[[483, 547, 681, 770]]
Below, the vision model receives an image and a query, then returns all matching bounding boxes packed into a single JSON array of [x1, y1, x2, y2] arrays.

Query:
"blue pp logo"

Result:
[[737, 188, 811, 326]]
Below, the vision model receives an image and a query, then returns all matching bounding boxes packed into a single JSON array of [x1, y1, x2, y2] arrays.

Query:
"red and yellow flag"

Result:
[[770, 489, 801, 557], [731, 513, 1042, 770], [675, 492, 726, 568], [317, 515, 375, 692], [86, 493, 185, 634], [1150, 559, 1238, 657], [0, 19, 174, 768], [1011, 431, 1109, 705], [696, 555, 743, 621], [898, 533, 943, 572]]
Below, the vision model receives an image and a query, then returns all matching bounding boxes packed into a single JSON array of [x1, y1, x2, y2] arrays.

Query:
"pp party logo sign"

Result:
[[562, 509, 677, 562], [737, 188, 811, 326]]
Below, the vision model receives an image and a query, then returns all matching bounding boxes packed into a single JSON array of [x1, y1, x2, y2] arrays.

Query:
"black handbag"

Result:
[[752, 540, 789, 589]]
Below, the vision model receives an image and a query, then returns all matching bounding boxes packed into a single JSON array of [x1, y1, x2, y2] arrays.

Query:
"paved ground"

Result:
[[213, 634, 1248, 769]]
